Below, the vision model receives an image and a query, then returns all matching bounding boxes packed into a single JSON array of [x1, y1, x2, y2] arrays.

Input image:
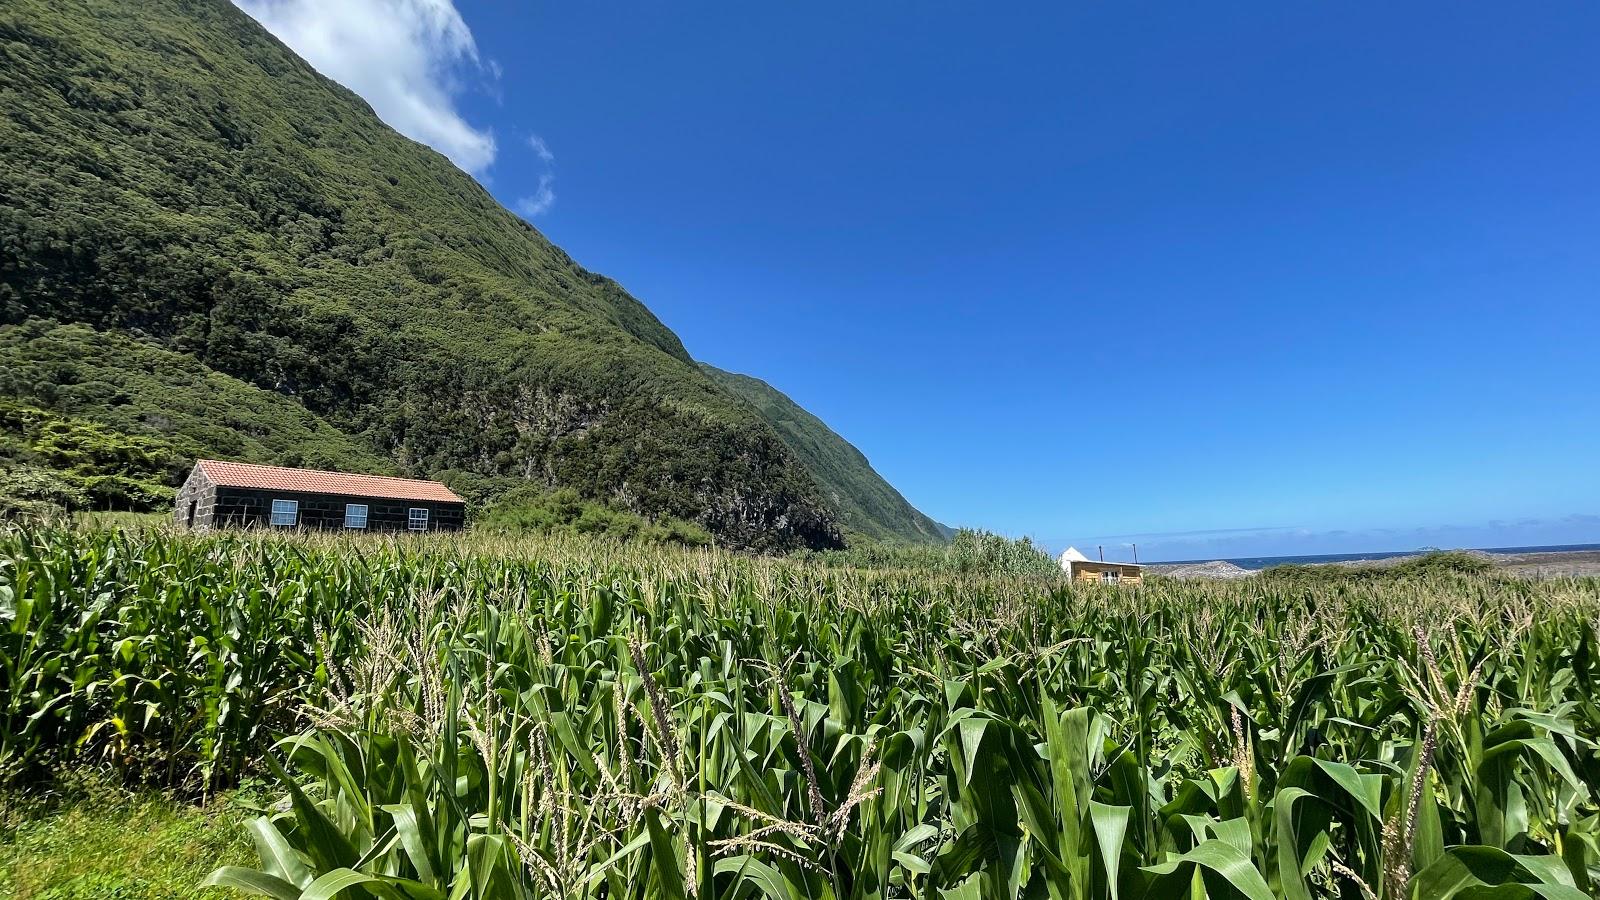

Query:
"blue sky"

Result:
[[236, 1, 1600, 560]]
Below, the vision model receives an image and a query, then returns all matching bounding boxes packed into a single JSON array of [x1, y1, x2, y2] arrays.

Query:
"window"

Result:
[[270, 498, 299, 527], [1100, 570, 1120, 584], [408, 507, 429, 532], [344, 503, 368, 529]]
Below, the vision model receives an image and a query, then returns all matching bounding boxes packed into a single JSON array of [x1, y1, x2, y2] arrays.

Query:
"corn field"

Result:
[[3, 527, 1599, 899]]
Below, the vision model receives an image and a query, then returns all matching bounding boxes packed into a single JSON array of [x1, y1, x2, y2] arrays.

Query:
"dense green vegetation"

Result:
[[0, 322, 396, 477], [476, 485, 713, 548], [798, 527, 1060, 578], [0, 0, 962, 551], [4, 525, 1598, 898], [700, 365, 950, 545], [1261, 551, 1497, 585], [0, 399, 188, 518]]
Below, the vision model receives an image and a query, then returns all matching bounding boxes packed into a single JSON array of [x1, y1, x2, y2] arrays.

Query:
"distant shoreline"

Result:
[[1151, 542, 1600, 570], [1146, 544, 1600, 579]]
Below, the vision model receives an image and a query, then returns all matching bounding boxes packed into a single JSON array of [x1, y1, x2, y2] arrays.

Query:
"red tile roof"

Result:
[[196, 460, 463, 503]]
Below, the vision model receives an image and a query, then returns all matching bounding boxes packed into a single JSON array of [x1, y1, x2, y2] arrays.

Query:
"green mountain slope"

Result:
[[0, 0, 860, 550], [0, 320, 393, 474], [701, 365, 950, 545]]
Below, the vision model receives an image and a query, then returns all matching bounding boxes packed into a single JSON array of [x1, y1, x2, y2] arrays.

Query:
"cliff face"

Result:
[[700, 365, 950, 545]]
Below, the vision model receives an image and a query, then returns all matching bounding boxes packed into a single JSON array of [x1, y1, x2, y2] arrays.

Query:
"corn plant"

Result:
[[2, 525, 1598, 897]]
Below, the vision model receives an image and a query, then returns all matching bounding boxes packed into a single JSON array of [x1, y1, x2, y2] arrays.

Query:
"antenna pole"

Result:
[[1133, 543, 1139, 564], [1098, 545, 1104, 562]]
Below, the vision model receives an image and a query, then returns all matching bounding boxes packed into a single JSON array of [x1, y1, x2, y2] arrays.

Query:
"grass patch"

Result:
[[0, 772, 251, 900]]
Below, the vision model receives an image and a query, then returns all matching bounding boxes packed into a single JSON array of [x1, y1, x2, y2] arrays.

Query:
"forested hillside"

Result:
[[701, 364, 950, 544], [0, 0, 856, 548], [0, 321, 393, 474]]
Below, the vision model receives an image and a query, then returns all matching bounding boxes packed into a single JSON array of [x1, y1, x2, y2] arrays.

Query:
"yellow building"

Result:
[[1059, 546, 1143, 585]]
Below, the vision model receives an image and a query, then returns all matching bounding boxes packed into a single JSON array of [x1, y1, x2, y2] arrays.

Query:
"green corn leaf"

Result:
[[461, 833, 518, 900], [645, 807, 689, 900], [1088, 802, 1130, 900], [1139, 838, 1275, 900], [583, 831, 652, 887], [203, 865, 301, 900], [381, 803, 437, 885], [265, 753, 359, 874], [247, 816, 316, 889], [714, 854, 806, 900], [298, 868, 395, 900], [1274, 787, 1331, 900], [894, 823, 942, 852], [1410, 846, 1589, 900]]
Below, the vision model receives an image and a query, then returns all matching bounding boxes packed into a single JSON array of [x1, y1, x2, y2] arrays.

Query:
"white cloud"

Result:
[[515, 134, 556, 218], [527, 133, 555, 163], [515, 173, 556, 218], [234, 0, 498, 174]]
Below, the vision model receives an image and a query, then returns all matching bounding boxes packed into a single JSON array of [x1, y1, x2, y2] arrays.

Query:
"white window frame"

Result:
[[408, 507, 429, 532], [270, 498, 299, 527], [344, 503, 369, 529], [1101, 570, 1120, 584]]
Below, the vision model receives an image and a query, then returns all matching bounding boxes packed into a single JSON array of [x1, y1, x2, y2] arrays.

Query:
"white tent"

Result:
[[1059, 546, 1089, 572]]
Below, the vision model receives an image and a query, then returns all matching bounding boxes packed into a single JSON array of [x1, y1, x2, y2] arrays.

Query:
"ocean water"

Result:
[[1160, 543, 1600, 571]]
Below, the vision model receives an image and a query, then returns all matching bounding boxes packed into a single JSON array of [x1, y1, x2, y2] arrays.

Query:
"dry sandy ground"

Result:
[[1145, 559, 1255, 579], [1485, 549, 1600, 579]]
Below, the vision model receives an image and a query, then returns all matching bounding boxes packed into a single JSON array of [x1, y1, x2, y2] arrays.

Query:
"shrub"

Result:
[[0, 401, 181, 513], [800, 528, 1060, 578], [1262, 549, 1496, 583], [0, 466, 89, 519], [477, 485, 711, 547]]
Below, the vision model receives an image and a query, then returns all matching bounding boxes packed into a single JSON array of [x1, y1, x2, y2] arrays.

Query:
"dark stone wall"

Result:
[[209, 487, 465, 532], [174, 466, 219, 529]]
